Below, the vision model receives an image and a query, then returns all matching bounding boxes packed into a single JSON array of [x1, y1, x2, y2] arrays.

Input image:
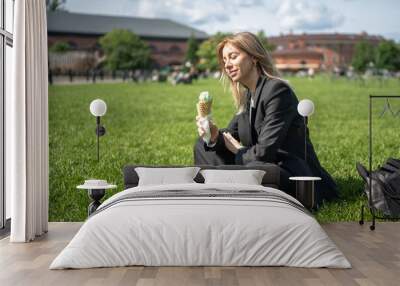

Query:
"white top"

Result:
[[289, 176, 321, 181]]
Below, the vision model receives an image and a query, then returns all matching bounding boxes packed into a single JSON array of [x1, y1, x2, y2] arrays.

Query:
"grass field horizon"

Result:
[[49, 75, 400, 222]]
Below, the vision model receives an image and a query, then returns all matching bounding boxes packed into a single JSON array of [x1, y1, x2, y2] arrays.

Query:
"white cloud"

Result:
[[132, 0, 236, 27], [382, 32, 400, 42], [64, 0, 399, 37], [276, 0, 344, 31], [234, 0, 264, 8]]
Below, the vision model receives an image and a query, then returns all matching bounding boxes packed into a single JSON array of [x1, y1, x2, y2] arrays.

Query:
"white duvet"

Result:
[[50, 183, 351, 269]]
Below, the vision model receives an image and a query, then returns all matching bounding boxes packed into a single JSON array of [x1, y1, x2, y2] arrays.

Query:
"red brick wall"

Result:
[[146, 39, 188, 67], [274, 54, 323, 71], [48, 34, 99, 50], [48, 34, 192, 67], [312, 47, 340, 70], [270, 34, 383, 67]]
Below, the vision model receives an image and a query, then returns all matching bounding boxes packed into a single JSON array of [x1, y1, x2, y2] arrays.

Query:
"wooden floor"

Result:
[[0, 222, 399, 286]]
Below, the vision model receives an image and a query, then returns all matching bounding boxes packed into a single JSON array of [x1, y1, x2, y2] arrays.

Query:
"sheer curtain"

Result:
[[8, 0, 49, 242]]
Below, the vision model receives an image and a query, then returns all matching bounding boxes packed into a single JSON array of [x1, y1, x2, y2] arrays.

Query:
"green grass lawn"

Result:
[[49, 75, 400, 222]]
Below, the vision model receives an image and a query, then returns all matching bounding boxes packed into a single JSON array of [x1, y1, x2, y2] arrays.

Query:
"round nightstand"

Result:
[[289, 176, 321, 210], [77, 181, 117, 216]]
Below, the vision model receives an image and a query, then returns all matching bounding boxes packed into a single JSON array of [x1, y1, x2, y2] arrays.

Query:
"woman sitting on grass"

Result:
[[194, 32, 338, 206]]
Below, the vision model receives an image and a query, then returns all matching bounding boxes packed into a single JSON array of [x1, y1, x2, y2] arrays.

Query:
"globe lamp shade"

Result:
[[297, 99, 315, 117], [90, 99, 107, 117]]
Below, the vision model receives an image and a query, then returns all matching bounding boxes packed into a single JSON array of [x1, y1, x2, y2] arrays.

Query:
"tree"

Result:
[[46, 0, 66, 11], [351, 40, 376, 72], [196, 32, 231, 71], [99, 29, 151, 71], [185, 34, 199, 64], [256, 30, 276, 52], [375, 40, 400, 72]]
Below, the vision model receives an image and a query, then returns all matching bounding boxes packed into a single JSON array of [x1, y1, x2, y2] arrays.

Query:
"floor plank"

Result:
[[0, 222, 399, 286]]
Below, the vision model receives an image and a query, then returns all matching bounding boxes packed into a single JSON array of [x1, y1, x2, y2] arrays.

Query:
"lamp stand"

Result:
[[304, 116, 308, 163], [98, 117, 100, 161], [95, 116, 106, 162]]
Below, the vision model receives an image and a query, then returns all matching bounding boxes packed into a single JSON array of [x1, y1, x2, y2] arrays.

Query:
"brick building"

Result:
[[269, 32, 384, 72], [47, 11, 208, 71]]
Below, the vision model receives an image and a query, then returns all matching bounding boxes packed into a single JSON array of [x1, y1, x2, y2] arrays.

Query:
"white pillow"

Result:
[[135, 167, 200, 186], [200, 169, 266, 185]]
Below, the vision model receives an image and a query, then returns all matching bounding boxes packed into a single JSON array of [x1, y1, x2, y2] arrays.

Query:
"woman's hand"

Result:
[[223, 132, 244, 154], [196, 116, 219, 143]]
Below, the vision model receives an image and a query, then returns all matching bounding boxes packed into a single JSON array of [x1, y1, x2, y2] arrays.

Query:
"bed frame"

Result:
[[123, 164, 290, 191]]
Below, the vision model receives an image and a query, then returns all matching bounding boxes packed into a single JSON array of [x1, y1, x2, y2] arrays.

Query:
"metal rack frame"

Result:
[[359, 95, 400, 230]]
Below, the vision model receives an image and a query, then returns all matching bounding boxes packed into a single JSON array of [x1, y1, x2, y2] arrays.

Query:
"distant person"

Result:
[[91, 69, 96, 83], [68, 69, 73, 82], [308, 68, 315, 79], [193, 32, 338, 205], [189, 66, 199, 81]]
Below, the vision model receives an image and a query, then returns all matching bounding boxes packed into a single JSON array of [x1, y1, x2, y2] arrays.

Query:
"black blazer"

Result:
[[207, 75, 338, 202]]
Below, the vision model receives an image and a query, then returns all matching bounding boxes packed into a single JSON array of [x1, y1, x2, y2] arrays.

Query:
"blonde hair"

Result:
[[216, 32, 282, 113]]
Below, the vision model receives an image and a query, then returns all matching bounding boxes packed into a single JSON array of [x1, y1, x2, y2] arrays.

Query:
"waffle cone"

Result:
[[197, 101, 212, 117]]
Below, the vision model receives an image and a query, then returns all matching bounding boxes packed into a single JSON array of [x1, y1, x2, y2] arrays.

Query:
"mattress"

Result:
[[50, 183, 351, 269]]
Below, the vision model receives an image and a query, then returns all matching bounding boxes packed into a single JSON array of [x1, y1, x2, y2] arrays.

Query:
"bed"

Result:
[[50, 165, 350, 269]]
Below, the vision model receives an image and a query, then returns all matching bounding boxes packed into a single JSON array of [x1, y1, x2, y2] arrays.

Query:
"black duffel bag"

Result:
[[356, 158, 400, 216]]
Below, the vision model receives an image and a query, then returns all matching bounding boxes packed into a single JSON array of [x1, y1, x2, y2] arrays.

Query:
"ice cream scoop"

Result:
[[199, 91, 212, 102]]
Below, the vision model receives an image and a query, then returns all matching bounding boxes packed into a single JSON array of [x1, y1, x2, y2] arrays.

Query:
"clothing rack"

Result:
[[359, 95, 400, 230]]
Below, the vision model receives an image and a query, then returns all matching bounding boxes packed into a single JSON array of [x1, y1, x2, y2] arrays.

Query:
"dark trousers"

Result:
[[194, 138, 336, 209], [193, 137, 295, 197], [193, 137, 236, 165]]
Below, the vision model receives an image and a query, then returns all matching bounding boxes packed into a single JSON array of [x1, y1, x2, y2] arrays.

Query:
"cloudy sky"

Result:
[[63, 0, 400, 41]]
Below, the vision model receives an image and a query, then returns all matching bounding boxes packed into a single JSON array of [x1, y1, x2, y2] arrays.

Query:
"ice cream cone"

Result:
[[197, 101, 212, 117], [197, 92, 213, 144], [197, 91, 213, 118]]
